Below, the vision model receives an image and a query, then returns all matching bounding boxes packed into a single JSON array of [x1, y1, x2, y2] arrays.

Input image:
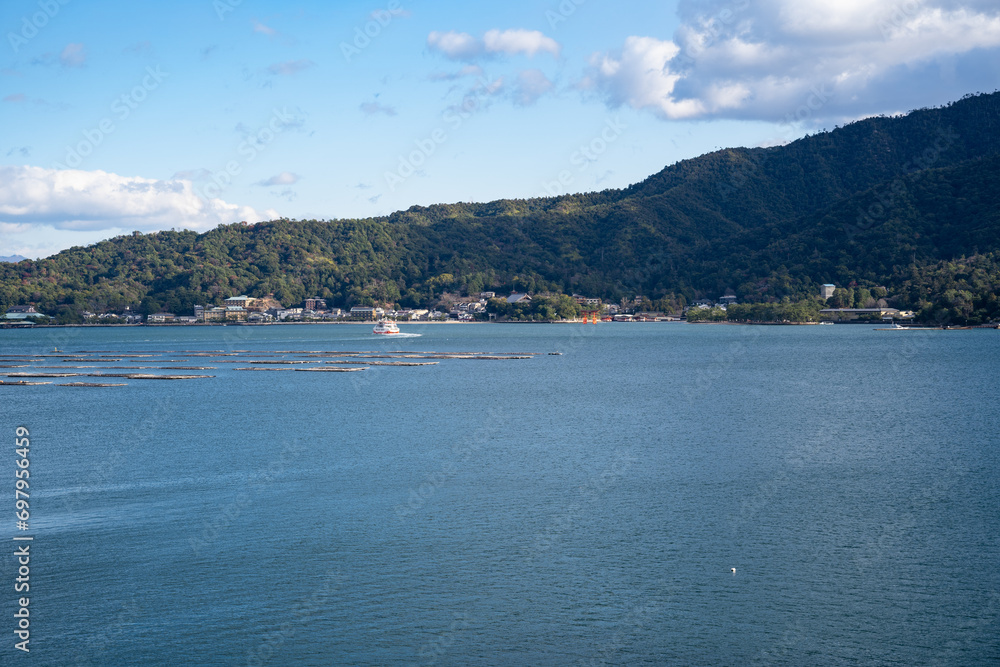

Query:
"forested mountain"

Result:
[[2, 91, 999, 324]]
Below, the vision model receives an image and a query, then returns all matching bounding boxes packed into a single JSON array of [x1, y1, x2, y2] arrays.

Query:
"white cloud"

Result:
[[579, 36, 709, 119], [483, 29, 560, 58], [257, 172, 300, 187], [0, 222, 31, 234], [428, 64, 484, 81], [583, 0, 1000, 122], [428, 28, 560, 61], [0, 166, 277, 233], [267, 60, 314, 76], [513, 69, 554, 106], [427, 31, 483, 61], [60, 43, 86, 68], [360, 100, 397, 116], [252, 20, 277, 36]]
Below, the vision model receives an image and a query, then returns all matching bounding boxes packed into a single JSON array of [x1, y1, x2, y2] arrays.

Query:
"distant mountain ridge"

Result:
[[0, 255, 27, 263], [1, 91, 998, 324]]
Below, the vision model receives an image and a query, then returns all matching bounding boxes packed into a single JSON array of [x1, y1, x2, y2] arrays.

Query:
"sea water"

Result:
[[0, 323, 997, 665]]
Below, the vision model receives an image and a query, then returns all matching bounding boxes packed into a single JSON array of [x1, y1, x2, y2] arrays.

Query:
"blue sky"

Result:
[[2, 0, 999, 258]]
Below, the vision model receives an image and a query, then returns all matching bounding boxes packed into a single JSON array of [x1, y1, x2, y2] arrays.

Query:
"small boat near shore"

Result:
[[373, 320, 400, 335]]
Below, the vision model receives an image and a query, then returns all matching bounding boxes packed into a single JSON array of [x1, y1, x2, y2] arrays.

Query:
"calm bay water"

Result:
[[1, 322, 998, 665]]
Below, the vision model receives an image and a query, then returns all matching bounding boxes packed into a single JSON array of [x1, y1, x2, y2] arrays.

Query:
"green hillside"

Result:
[[2, 91, 999, 324]]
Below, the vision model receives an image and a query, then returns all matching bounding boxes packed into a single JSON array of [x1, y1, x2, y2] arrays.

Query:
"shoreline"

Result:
[[3, 319, 994, 330]]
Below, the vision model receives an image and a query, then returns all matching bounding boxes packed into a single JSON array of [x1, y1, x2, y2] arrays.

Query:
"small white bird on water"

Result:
[[731, 568, 736, 574]]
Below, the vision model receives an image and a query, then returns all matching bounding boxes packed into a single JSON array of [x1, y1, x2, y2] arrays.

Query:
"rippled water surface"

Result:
[[1, 323, 998, 665]]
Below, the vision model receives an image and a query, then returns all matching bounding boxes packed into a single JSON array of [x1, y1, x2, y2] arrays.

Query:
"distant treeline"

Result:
[[687, 300, 824, 323]]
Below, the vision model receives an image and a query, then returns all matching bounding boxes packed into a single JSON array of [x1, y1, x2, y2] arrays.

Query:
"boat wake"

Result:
[[385, 332, 422, 338]]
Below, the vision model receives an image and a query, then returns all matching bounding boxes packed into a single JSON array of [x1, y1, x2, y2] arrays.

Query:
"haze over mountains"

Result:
[[1, 91, 998, 324]]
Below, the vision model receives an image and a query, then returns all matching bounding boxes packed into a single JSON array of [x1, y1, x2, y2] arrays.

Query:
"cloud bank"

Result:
[[428, 29, 560, 61], [581, 0, 1000, 122], [0, 166, 277, 232]]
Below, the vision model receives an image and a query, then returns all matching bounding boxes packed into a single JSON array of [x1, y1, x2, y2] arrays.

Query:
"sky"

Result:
[[1, 0, 998, 259]]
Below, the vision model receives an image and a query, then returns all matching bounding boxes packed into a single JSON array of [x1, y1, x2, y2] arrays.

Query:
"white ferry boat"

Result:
[[373, 320, 400, 334]]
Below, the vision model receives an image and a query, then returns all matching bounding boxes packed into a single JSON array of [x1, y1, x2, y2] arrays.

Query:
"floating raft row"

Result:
[[297, 354, 363, 358], [87, 373, 215, 380], [0, 380, 52, 386], [183, 353, 240, 357], [323, 360, 438, 366], [462, 355, 534, 360], [36, 365, 159, 369], [246, 360, 312, 365], [159, 366, 217, 370], [294, 367, 368, 372], [296, 351, 363, 356], [234, 367, 294, 371], [0, 347, 546, 386]]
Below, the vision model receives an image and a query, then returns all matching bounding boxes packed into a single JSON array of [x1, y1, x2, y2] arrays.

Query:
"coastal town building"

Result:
[[225, 307, 248, 321], [820, 284, 836, 299], [202, 307, 226, 322], [148, 312, 177, 323], [507, 293, 531, 304], [572, 294, 602, 306], [349, 306, 377, 320], [4, 305, 41, 319], [819, 307, 909, 321], [225, 296, 254, 309]]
